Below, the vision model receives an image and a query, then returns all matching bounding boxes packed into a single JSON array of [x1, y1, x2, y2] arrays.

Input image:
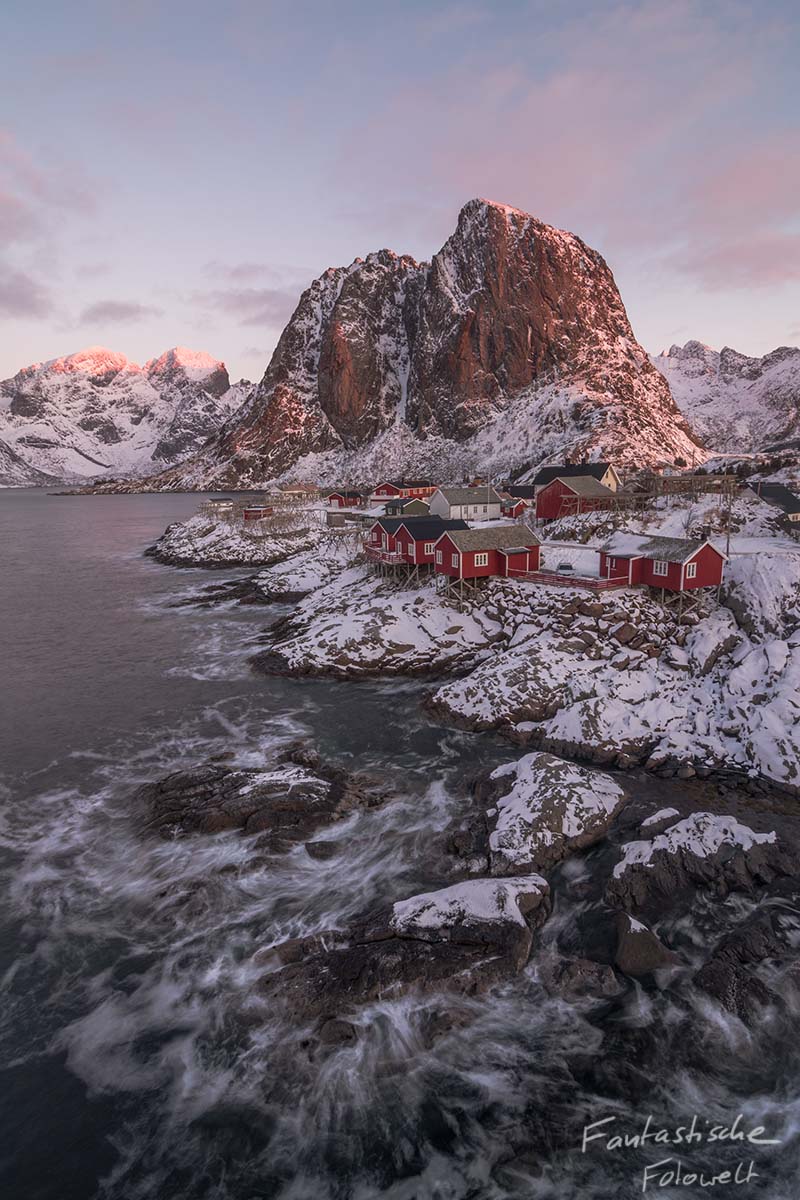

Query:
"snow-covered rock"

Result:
[[0, 345, 249, 485], [476, 752, 626, 874], [147, 511, 321, 567], [606, 811, 790, 912], [255, 567, 504, 677]]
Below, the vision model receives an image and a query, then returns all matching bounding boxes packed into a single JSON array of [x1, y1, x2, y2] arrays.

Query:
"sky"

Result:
[[2, 0, 799, 383]]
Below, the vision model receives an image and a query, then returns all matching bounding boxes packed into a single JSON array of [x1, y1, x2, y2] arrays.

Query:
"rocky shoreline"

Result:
[[142, 509, 800, 1050]]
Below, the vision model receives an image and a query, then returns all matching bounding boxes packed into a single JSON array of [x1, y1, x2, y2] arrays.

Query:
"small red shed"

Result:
[[536, 476, 616, 521], [599, 534, 726, 591], [434, 526, 542, 581], [500, 496, 530, 519]]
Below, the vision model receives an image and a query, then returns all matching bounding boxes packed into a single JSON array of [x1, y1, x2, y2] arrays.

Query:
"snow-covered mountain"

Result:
[[652, 341, 800, 453], [133, 200, 704, 490], [0, 346, 250, 486]]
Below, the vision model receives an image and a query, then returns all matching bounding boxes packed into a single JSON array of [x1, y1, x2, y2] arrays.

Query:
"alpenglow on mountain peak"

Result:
[[142, 197, 702, 490]]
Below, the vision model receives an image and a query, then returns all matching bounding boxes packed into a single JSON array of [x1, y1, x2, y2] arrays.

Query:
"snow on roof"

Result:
[[549, 475, 615, 498], [532, 463, 611, 486], [443, 526, 541, 552], [602, 532, 723, 563], [436, 486, 503, 505]]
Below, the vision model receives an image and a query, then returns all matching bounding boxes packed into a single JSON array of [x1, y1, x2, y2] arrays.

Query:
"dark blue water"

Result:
[[0, 490, 797, 1200]]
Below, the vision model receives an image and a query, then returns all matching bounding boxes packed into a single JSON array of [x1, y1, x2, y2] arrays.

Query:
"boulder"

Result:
[[138, 743, 388, 846], [614, 913, 680, 977], [461, 752, 627, 876], [606, 811, 792, 914], [256, 876, 551, 1021]]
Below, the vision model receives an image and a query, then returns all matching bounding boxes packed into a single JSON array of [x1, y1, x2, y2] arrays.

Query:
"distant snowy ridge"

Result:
[[126, 199, 704, 491], [652, 340, 800, 453], [0, 345, 251, 486]]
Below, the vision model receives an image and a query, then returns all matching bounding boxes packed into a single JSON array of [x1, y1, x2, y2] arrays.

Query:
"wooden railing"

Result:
[[363, 544, 406, 565], [508, 568, 629, 590]]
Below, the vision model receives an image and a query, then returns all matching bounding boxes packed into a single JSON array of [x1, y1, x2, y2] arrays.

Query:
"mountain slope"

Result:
[[0, 346, 250, 485], [652, 341, 800, 453], [146, 201, 702, 489]]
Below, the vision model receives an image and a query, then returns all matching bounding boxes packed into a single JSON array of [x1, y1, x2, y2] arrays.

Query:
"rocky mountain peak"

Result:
[[87, 201, 707, 489]]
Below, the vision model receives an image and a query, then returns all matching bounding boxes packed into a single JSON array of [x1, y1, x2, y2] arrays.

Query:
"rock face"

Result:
[[137, 744, 387, 851], [140, 199, 703, 489], [256, 875, 551, 1022], [652, 340, 800, 452], [0, 345, 249, 484]]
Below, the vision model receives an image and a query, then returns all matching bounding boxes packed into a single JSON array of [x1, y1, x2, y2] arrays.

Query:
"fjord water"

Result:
[[0, 490, 797, 1200]]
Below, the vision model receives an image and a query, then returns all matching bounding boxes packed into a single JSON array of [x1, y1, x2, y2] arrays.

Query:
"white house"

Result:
[[429, 486, 503, 522]]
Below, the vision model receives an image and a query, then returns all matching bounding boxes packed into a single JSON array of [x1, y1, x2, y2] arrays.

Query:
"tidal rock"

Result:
[[137, 743, 387, 845], [606, 811, 792, 913], [256, 876, 551, 1021], [455, 751, 626, 875], [613, 913, 681, 977]]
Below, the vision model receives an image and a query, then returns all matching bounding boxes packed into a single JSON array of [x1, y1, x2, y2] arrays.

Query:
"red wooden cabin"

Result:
[[392, 518, 469, 565], [599, 535, 726, 591], [500, 496, 530, 519], [536, 476, 616, 521], [326, 490, 364, 508], [434, 527, 541, 580], [371, 479, 437, 500]]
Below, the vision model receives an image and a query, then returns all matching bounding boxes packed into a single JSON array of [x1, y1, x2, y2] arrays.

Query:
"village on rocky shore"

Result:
[[138, 465, 800, 1046]]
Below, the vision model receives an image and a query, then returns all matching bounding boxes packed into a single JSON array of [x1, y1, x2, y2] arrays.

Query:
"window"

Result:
[[451, 553, 459, 567], [686, 561, 697, 579], [608, 557, 617, 569], [474, 552, 489, 566], [482, 505, 487, 512], [653, 560, 669, 577], [424, 542, 434, 554], [435, 550, 442, 564], [372, 532, 380, 543]]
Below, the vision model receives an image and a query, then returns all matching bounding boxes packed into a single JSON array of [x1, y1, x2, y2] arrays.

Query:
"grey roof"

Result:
[[749, 482, 800, 514], [550, 475, 616, 498], [385, 496, 429, 508], [440, 526, 541, 552], [603, 532, 722, 563], [373, 516, 467, 535], [532, 463, 612, 487], [435, 487, 503, 506]]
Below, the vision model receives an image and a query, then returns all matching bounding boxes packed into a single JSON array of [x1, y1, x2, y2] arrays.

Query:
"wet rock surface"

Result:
[[256, 876, 551, 1021], [137, 743, 388, 846]]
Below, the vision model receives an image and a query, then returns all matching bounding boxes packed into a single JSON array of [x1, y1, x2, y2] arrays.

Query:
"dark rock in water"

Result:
[[694, 911, 786, 1022], [538, 953, 623, 1000], [169, 576, 271, 608], [317, 1017, 358, 1046], [256, 876, 551, 1021], [694, 957, 773, 1023], [137, 743, 388, 846], [613, 913, 681, 977], [605, 811, 795, 916]]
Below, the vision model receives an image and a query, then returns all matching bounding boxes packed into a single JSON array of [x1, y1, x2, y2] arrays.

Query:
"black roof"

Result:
[[531, 463, 611, 487], [372, 516, 468, 536], [377, 478, 433, 488], [505, 485, 537, 498], [326, 488, 362, 498], [385, 496, 429, 507], [749, 482, 800, 515]]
